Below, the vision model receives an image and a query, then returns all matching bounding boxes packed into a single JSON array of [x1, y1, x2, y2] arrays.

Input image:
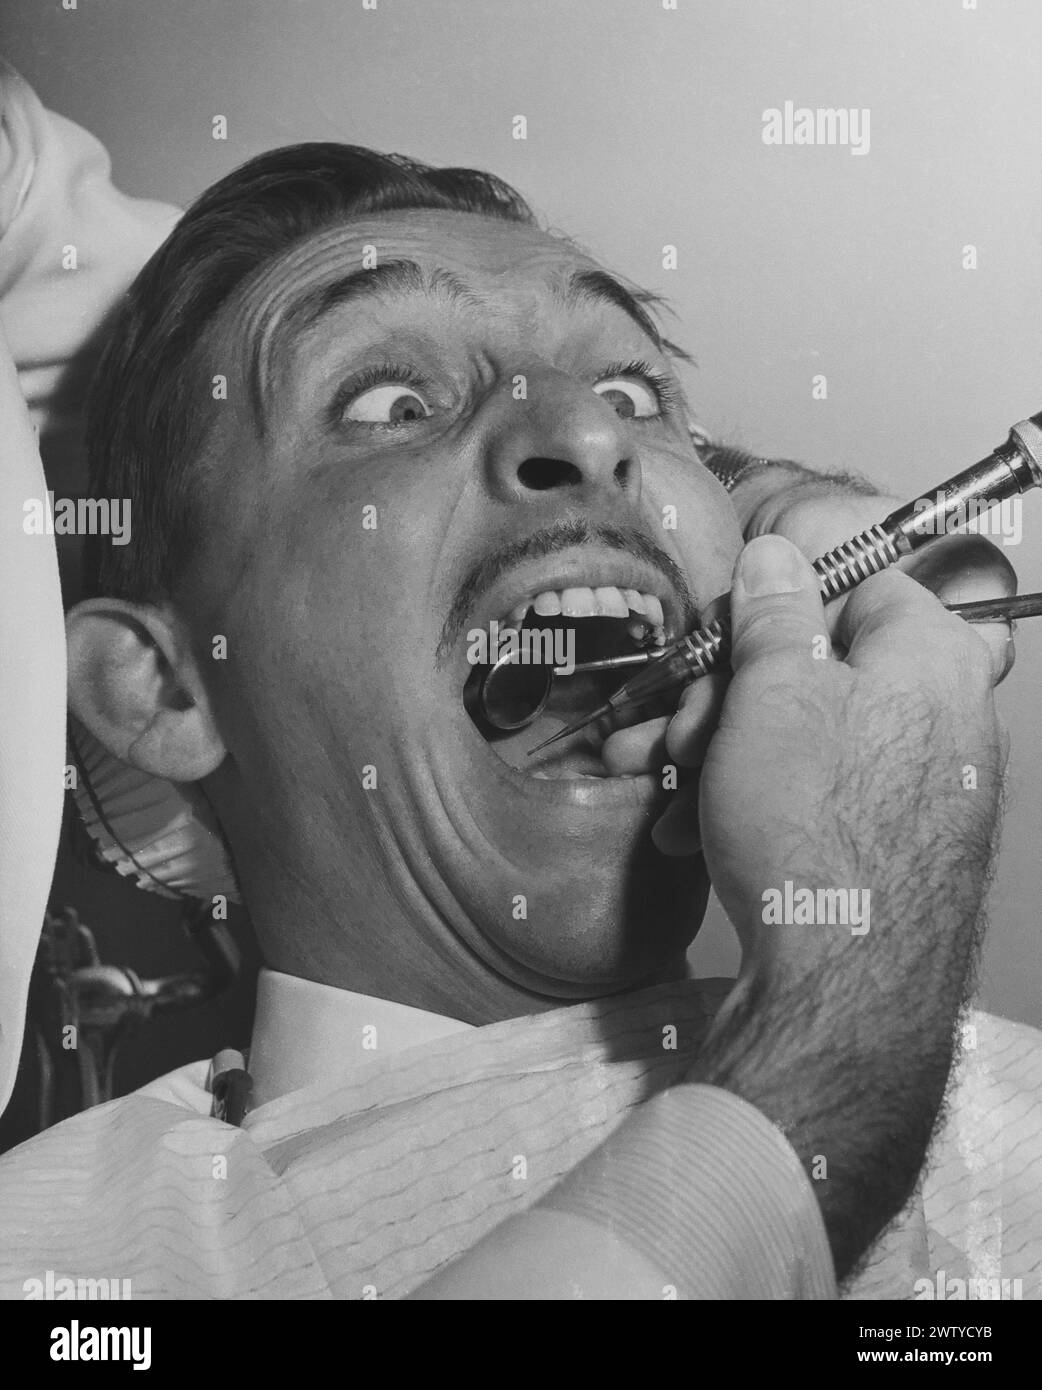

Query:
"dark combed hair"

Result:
[[83, 143, 536, 603]]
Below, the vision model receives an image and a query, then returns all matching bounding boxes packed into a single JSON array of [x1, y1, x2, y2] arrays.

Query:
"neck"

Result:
[[237, 856, 690, 1025], [217, 771, 692, 1022]]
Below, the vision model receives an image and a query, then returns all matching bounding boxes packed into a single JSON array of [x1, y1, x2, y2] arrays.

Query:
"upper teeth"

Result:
[[504, 585, 665, 630]]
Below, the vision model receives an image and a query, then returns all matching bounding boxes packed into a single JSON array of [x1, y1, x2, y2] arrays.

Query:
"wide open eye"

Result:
[[592, 376, 662, 420], [343, 383, 434, 425]]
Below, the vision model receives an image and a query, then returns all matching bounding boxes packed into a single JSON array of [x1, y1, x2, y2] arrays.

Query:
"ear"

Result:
[[65, 598, 226, 781]]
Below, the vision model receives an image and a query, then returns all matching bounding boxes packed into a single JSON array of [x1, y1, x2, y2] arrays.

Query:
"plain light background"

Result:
[[3, 0, 1039, 1026]]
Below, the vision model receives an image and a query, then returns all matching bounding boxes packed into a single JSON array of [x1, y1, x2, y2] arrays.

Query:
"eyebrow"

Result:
[[249, 258, 474, 426], [559, 269, 664, 350]]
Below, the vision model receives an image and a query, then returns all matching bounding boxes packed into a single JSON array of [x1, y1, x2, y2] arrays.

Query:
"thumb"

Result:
[[728, 534, 829, 672]]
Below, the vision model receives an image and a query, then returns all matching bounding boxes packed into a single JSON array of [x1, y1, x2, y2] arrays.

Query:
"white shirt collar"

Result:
[[247, 968, 475, 1106]]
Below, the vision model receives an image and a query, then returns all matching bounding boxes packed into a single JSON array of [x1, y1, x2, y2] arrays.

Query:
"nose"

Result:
[[482, 370, 641, 506]]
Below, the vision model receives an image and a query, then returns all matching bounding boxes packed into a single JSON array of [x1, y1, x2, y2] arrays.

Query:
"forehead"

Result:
[[228, 210, 668, 415], [242, 208, 618, 320]]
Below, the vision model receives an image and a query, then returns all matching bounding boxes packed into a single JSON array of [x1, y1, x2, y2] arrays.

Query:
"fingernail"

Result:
[[651, 814, 702, 857], [651, 800, 702, 857], [738, 535, 806, 597], [999, 631, 1016, 682]]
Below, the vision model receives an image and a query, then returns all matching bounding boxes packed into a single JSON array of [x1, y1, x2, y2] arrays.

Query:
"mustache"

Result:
[[436, 518, 698, 666]]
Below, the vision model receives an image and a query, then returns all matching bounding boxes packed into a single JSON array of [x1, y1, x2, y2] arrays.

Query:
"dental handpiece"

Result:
[[528, 410, 1042, 756]]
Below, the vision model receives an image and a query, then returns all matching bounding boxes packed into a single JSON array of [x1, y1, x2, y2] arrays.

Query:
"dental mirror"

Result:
[[465, 650, 555, 733], [466, 647, 670, 734]]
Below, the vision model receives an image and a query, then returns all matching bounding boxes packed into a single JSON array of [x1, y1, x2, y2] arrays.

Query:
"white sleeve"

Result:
[[0, 59, 180, 434], [416, 1085, 837, 1299], [0, 63, 179, 1116]]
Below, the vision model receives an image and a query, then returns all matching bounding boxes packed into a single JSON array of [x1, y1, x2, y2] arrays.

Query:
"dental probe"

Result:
[[497, 590, 1041, 708], [946, 592, 1042, 623], [527, 410, 1042, 756], [552, 590, 1042, 676]]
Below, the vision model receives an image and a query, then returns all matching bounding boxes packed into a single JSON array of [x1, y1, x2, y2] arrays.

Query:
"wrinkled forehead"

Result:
[[220, 209, 669, 424], [238, 208, 610, 329]]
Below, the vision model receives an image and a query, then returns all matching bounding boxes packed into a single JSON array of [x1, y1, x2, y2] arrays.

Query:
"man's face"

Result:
[[181, 209, 742, 1018]]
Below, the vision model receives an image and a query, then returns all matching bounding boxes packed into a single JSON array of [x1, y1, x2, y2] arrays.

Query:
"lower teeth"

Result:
[[530, 770, 604, 781]]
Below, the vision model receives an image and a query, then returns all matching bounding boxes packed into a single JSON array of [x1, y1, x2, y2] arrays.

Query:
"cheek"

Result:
[[214, 534, 443, 769], [645, 467, 743, 597], [197, 453, 456, 721]]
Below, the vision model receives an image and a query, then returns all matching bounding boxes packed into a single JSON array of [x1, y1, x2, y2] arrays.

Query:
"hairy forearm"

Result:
[[686, 965, 970, 1281], [687, 678, 1002, 1283], [686, 832, 994, 1283]]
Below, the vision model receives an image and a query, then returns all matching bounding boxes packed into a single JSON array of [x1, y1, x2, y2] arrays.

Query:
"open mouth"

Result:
[[463, 580, 685, 781]]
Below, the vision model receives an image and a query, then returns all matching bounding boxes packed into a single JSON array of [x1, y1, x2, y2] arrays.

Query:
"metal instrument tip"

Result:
[[526, 704, 612, 756]]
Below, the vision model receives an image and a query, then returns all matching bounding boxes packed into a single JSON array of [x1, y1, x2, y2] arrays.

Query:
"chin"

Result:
[[448, 811, 710, 996], [416, 659, 712, 997]]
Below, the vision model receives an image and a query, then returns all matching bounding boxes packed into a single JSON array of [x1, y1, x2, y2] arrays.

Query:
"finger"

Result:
[[952, 617, 1016, 685], [998, 717, 1011, 772], [602, 671, 728, 775], [663, 671, 729, 767], [835, 566, 984, 678], [651, 781, 702, 857], [983, 622, 1016, 685], [600, 716, 670, 776], [728, 535, 831, 673], [699, 590, 730, 627], [904, 535, 1018, 685], [901, 531, 1017, 601]]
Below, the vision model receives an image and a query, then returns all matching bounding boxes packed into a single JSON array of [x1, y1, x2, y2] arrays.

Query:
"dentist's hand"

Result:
[[755, 487, 1018, 684], [641, 507, 1015, 857], [691, 534, 1003, 958], [677, 533, 1006, 1278]]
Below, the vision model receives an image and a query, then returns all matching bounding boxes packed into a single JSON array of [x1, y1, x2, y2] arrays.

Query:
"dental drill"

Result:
[[522, 410, 1042, 755]]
